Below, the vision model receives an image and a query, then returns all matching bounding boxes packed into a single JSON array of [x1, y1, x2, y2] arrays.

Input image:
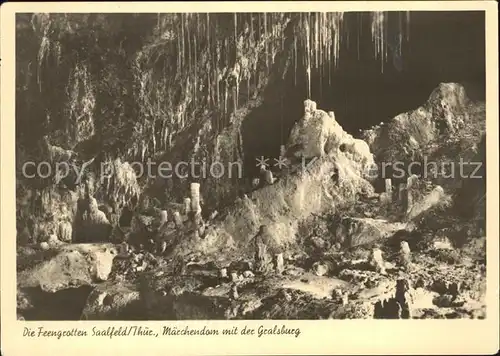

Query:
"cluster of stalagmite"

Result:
[[379, 178, 392, 205]]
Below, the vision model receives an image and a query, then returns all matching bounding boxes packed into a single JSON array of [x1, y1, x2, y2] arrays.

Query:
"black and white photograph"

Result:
[[11, 8, 491, 324]]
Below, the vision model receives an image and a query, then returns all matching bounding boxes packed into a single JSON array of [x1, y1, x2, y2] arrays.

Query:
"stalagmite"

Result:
[[173, 211, 183, 229], [58, 219, 73, 243], [304, 99, 317, 115], [275, 253, 284, 274], [183, 197, 192, 216], [190, 183, 202, 215], [407, 174, 418, 189], [405, 190, 414, 214], [254, 226, 273, 274], [159, 210, 168, 226], [230, 283, 239, 300], [398, 183, 406, 202]]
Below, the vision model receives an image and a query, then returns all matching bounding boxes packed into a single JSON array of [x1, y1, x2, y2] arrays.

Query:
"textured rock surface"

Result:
[[81, 281, 142, 320], [363, 83, 482, 165], [16, 82, 486, 321]]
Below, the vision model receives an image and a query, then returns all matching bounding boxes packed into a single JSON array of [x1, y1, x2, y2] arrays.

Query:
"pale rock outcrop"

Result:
[[18, 243, 118, 293], [363, 83, 477, 164], [407, 185, 449, 220], [287, 100, 374, 172], [399, 241, 412, 270], [370, 248, 387, 275], [183, 198, 192, 216], [287, 100, 346, 159], [190, 183, 202, 215], [170, 101, 376, 258], [274, 253, 285, 274]]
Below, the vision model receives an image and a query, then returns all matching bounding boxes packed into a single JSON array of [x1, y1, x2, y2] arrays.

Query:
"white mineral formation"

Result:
[[264, 170, 276, 185], [242, 270, 255, 278], [159, 210, 168, 226], [385, 178, 393, 195], [275, 253, 284, 274], [173, 211, 183, 228], [342, 292, 349, 306], [370, 248, 387, 275], [190, 183, 202, 215], [85, 197, 112, 242], [400, 241, 412, 270], [230, 271, 239, 282], [183, 198, 191, 216], [219, 268, 228, 279], [58, 220, 73, 243], [398, 183, 406, 202]]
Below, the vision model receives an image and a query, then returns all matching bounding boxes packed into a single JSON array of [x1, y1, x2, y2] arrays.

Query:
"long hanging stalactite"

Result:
[[22, 12, 410, 165]]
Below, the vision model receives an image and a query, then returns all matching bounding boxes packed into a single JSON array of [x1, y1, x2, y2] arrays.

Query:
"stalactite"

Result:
[[305, 13, 311, 99], [207, 14, 211, 107], [187, 14, 192, 82], [371, 12, 386, 72], [406, 11, 410, 41], [224, 85, 228, 115], [264, 13, 268, 71], [294, 36, 297, 87], [314, 13, 319, 70]]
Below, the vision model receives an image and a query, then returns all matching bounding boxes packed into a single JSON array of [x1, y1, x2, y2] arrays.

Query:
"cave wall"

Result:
[[15, 12, 486, 244]]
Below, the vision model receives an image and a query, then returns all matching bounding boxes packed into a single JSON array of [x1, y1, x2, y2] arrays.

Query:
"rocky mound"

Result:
[[16, 84, 487, 321]]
